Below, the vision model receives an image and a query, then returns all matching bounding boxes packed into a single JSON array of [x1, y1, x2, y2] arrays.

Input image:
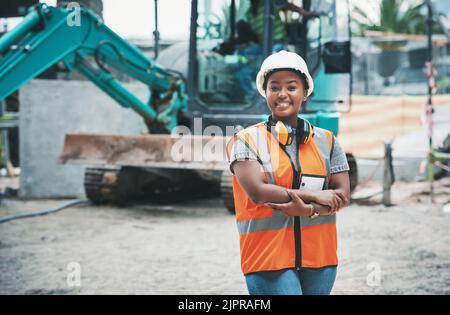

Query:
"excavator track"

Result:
[[84, 167, 124, 205], [220, 170, 235, 214], [84, 166, 222, 206]]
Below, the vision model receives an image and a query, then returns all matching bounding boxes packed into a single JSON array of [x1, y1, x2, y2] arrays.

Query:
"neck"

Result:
[[271, 115, 299, 128]]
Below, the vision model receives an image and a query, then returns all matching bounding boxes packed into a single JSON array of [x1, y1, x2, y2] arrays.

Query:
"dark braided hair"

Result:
[[262, 68, 309, 93]]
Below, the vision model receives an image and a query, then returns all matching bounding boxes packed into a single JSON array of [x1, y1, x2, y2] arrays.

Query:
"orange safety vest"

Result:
[[227, 122, 336, 275]]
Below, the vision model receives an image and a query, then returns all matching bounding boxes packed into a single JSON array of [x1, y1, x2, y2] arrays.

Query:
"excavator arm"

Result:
[[0, 3, 187, 132]]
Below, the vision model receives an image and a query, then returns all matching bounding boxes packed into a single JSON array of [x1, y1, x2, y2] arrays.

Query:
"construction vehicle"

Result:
[[0, 0, 356, 212]]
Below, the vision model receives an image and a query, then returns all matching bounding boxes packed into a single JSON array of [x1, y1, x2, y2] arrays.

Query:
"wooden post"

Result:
[[426, 0, 435, 203], [383, 142, 394, 206]]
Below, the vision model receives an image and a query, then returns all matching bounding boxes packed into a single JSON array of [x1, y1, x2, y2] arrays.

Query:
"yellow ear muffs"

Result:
[[298, 119, 313, 144], [266, 116, 312, 146], [274, 120, 293, 146]]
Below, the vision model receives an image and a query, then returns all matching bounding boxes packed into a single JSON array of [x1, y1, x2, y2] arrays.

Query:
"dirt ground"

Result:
[[0, 177, 449, 295]]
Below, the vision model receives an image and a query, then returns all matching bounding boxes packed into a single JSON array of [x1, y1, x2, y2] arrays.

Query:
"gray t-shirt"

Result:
[[229, 128, 350, 174]]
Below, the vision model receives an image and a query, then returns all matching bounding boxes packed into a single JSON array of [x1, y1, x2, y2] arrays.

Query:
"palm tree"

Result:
[[351, 1, 432, 85], [350, 0, 441, 36]]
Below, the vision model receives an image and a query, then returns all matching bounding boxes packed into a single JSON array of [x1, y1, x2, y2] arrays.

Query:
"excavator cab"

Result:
[[156, 0, 353, 134]]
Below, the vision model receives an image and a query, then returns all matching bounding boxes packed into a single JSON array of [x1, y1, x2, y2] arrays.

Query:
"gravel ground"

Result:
[[0, 178, 449, 295]]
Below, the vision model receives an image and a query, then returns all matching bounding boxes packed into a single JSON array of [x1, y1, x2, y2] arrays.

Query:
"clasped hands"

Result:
[[264, 189, 348, 217]]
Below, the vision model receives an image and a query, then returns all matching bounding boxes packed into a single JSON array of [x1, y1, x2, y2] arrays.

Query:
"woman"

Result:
[[227, 50, 351, 295]]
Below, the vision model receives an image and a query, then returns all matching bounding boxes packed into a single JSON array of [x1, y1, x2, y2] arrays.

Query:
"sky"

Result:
[[3, 0, 191, 40], [102, 0, 191, 40]]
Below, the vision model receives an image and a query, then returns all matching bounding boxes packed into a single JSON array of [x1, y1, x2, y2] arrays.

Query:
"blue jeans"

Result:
[[245, 267, 337, 295]]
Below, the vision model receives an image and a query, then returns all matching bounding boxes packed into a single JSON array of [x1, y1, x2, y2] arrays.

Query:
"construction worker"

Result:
[[227, 50, 350, 295], [235, 0, 320, 103], [245, 0, 320, 44]]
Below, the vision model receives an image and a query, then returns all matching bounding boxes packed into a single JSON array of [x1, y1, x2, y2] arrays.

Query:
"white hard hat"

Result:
[[256, 50, 314, 98]]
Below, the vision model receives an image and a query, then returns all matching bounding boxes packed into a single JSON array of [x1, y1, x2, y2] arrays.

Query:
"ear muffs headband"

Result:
[[265, 116, 313, 146], [298, 118, 313, 145]]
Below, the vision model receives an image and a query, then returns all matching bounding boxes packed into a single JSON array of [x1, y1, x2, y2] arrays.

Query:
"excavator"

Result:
[[0, 0, 356, 212]]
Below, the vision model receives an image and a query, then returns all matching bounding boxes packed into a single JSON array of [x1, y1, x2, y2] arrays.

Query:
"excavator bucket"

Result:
[[60, 133, 230, 171]]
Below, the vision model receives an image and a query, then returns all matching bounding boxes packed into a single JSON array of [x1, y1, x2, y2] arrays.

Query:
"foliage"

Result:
[[351, 0, 444, 36]]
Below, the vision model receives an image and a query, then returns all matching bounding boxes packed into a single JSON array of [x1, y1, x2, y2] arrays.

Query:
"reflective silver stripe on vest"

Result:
[[246, 126, 276, 185], [237, 212, 294, 234], [300, 213, 336, 228], [312, 127, 331, 189]]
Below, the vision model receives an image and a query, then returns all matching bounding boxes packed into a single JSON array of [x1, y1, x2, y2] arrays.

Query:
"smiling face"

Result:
[[264, 70, 308, 126]]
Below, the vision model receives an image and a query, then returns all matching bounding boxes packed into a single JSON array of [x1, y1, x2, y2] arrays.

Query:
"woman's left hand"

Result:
[[265, 190, 311, 217]]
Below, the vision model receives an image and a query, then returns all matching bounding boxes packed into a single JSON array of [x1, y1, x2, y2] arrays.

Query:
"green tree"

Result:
[[351, 0, 442, 36]]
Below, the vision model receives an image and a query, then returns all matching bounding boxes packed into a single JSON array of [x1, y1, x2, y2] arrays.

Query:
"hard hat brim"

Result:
[[256, 68, 314, 98]]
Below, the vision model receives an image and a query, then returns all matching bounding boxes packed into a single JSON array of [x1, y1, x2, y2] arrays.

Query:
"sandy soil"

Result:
[[0, 178, 449, 295]]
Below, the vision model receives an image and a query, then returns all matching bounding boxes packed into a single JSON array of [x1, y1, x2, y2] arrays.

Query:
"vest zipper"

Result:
[[278, 143, 302, 270], [293, 138, 302, 270]]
